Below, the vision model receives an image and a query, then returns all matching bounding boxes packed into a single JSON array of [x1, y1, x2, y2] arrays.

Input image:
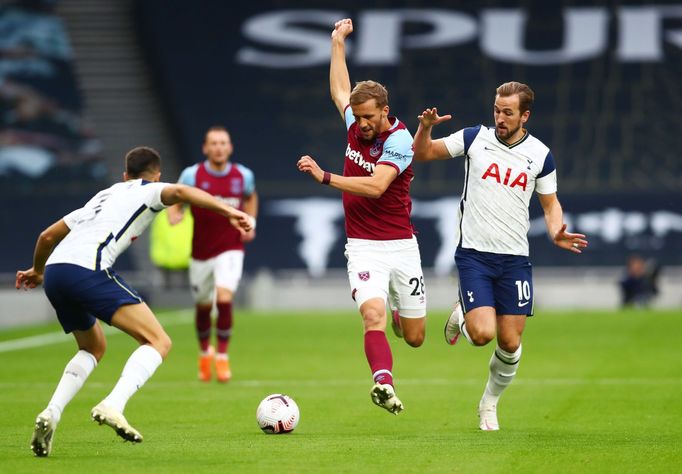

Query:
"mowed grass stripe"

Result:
[[0, 308, 680, 473]]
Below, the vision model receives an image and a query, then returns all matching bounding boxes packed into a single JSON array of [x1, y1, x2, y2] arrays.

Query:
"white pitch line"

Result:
[[0, 310, 190, 353]]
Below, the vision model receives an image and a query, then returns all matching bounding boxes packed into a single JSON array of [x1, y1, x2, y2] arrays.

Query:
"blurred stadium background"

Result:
[[2, 0, 681, 327]]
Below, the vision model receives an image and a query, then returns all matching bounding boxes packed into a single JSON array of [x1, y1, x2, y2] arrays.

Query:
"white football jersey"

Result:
[[47, 180, 170, 270], [442, 125, 557, 256]]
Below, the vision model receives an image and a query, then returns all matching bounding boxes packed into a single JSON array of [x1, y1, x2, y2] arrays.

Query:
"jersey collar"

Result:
[[494, 128, 529, 148]]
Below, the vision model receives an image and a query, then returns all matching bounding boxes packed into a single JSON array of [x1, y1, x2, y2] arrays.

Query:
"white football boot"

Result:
[[370, 383, 404, 415], [30, 408, 58, 457], [478, 401, 500, 431], [91, 402, 143, 442], [444, 300, 464, 345]]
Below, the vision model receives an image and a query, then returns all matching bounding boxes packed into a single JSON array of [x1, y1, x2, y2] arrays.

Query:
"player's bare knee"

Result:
[[469, 327, 495, 346], [361, 309, 385, 329], [405, 332, 424, 347], [498, 339, 521, 353]]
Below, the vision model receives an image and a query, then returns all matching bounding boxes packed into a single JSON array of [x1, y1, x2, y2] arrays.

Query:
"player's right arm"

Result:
[[16, 219, 71, 290], [413, 107, 453, 162], [297, 155, 397, 198], [161, 184, 253, 233], [330, 18, 353, 119]]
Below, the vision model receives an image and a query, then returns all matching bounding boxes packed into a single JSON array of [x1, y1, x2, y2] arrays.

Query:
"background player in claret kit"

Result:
[[168, 126, 257, 383], [297, 18, 426, 415], [15, 147, 252, 457], [412, 82, 588, 430]]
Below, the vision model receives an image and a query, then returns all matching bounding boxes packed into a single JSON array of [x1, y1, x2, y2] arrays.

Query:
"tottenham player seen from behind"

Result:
[[16, 147, 252, 457], [413, 82, 588, 430], [297, 18, 426, 415], [168, 126, 257, 383]]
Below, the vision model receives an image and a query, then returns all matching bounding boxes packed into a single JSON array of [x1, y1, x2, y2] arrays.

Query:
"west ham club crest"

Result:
[[231, 178, 242, 194], [369, 140, 383, 157], [358, 271, 370, 281]]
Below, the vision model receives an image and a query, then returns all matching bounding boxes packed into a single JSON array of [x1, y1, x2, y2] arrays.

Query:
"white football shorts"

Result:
[[189, 250, 244, 304], [345, 236, 426, 318]]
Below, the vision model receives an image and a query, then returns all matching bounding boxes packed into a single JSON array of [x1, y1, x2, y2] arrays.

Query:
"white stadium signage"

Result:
[[237, 6, 682, 67]]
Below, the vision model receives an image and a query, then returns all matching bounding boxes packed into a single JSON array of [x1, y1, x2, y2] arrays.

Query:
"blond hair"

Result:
[[349, 80, 388, 108]]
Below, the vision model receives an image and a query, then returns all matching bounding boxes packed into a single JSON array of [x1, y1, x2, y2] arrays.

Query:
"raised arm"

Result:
[[537, 193, 588, 253], [330, 18, 353, 118], [413, 107, 453, 162]]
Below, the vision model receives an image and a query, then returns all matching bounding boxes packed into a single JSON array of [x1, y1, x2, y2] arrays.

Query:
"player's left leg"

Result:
[[478, 315, 525, 431], [478, 255, 533, 430], [389, 236, 426, 348], [92, 302, 171, 442], [213, 250, 244, 383]]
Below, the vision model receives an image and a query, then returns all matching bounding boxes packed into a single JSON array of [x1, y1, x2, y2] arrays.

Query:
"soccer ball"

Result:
[[256, 394, 299, 434]]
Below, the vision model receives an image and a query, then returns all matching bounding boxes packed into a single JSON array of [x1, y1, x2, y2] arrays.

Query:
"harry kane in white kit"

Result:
[[16, 147, 252, 457], [413, 82, 588, 431]]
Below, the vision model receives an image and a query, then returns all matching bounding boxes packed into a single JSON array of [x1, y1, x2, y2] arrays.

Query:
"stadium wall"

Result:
[[2, 267, 680, 329]]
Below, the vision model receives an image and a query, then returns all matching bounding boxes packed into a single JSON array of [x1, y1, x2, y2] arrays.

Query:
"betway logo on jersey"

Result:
[[217, 196, 241, 208], [482, 163, 527, 191], [346, 144, 375, 173]]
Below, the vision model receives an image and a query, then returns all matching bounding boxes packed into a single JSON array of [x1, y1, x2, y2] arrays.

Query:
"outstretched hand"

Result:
[[553, 224, 588, 254], [16, 267, 43, 290], [297, 155, 325, 184], [227, 210, 254, 236], [418, 107, 452, 128], [332, 18, 353, 40]]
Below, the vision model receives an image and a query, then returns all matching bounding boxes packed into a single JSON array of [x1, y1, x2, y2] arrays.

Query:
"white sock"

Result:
[[103, 345, 162, 413], [480, 345, 522, 407], [460, 318, 474, 345], [47, 350, 98, 422]]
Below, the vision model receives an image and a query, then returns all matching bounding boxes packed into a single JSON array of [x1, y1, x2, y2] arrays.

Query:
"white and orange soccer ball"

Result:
[[256, 394, 300, 434]]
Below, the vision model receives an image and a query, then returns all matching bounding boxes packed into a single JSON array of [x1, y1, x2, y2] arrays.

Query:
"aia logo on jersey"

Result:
[[358, 271, 370, 281], [369, 140, 383, 157], [481, 163, 528, 191], [231, 178, 242, 195]]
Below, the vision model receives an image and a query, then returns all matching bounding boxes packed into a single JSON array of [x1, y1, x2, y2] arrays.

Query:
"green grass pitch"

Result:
[[0, 308, 680, 473]]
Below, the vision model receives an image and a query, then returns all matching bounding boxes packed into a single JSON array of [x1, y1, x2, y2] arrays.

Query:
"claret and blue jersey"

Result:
[[178, 161, 255, 259], [342, 105, 416, 241]]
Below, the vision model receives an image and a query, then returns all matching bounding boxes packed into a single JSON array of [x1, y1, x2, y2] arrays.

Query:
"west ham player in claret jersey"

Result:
[[16, 147, 252, 457], [297, 18, 426, 415], [413, 82, 588, 430], [168, 126, 258, 383]]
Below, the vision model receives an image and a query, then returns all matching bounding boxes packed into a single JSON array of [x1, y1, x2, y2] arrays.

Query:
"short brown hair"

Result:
[[496, 81, 535, 113], [349, 80, 388, 108], [205, 125, 230, 142], [125, 146, 161, 178]]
